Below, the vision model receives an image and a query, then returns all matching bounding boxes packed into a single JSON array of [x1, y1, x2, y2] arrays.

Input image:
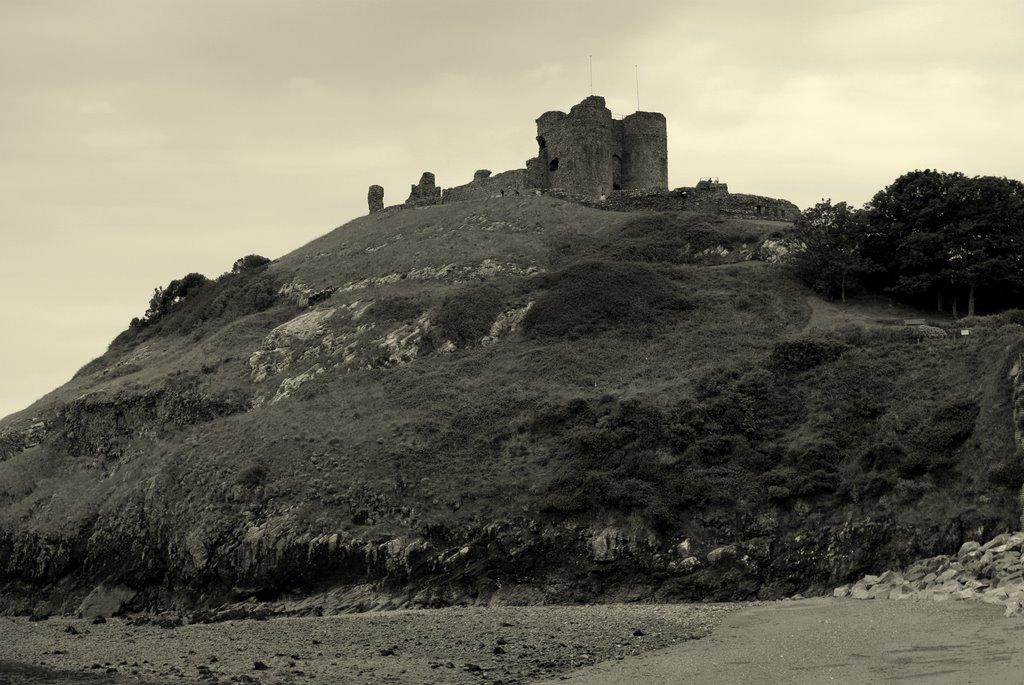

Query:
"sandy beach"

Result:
[[3, 598, 1023, 684], [0, 602, 735, 684]]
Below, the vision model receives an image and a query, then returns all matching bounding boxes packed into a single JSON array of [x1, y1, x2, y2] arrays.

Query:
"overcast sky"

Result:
[[2, 0, 1023, 419]]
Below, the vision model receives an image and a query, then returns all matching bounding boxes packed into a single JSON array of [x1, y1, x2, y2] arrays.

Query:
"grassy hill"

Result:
[[1, 195, 1021, 615]]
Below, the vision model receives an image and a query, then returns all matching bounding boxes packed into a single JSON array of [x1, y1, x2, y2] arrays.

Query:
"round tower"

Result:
[[619, 111, 668, 190]]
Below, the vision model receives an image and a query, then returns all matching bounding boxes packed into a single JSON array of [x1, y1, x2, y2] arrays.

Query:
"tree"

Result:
[[787, 199, 874, 303], [863, 170, 1024, 316], [943, 175, 1024, 316], [140, 272, 210, 325], [231, 254, 271, 274]]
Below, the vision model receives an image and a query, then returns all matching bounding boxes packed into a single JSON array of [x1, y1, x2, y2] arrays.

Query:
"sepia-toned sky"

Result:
[[2, 0, 1023, 419]]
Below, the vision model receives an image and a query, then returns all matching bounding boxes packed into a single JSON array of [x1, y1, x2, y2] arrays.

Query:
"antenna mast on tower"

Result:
[[590, 55, 593, 95], [635, 64, 640, 110]]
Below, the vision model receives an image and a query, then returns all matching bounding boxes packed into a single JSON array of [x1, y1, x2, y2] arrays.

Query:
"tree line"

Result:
[[788, 170, 1024, 317]]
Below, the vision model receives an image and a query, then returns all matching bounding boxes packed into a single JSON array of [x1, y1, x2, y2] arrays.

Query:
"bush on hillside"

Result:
[[434, 285, 506, 348], [598, 213, 760, 265], [236, 464, 268, 487], [232, 254, 272, 273], [989, 460, 1024, 490], [523, 261, 690, 339], [115, 263, 284, 349], [365, 295, 426, 324], [131, 272, 211, 329], [768, 337, 848, 373]]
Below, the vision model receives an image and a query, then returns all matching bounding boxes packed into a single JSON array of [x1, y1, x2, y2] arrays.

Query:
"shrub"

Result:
[[920, 400, 978, 452], [523, 261, 690, 339], [989, 461, 1024, 490], [599, 213, 759, 265], [236, 464, 268, 487], [996, 310, 1024, 326], [232, 254, 272, 273], [858, 442, 906, 471], [122, 265, 283, 342], [366, 295, 426, 324], [132, 273, 211, 329], [768, 337, 848, 373], [434, 285, 506, 348], [896, 453, 930, 479]]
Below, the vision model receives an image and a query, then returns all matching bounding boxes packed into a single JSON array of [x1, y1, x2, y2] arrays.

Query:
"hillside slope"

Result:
[[1, 195, 1021, 616]]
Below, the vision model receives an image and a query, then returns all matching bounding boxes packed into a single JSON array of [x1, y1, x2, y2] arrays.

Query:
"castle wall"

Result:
[[617, 112, 668, 190], [405, 172, 442, 207], [542, 184, 799, 221], [369, 96, 797, 221], [441, 168, 530, 203]]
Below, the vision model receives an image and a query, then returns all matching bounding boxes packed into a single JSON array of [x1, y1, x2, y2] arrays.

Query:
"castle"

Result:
[[369, 95, 798, 221]]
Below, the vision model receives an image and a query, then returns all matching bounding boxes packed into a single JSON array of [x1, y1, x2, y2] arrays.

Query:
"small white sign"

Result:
[[960, 329, 971, 336]]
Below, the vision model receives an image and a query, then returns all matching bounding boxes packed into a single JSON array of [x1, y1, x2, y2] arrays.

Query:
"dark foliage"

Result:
[[523, 261, 690, 339], [131, 273, 211, 329], [365, 295, 427, 324], [232, 255, 272, 273], [862, 170, 1024, 316], [768, 338, 849, 374], [433, 285, 506, 348], [786, 200, 876, 302], [236, 464, 269, 487], [597, 213, 759, 265], [119, 265, 282, 344]]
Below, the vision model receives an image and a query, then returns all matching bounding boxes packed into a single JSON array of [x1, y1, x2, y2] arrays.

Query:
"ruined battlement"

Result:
[[545, 182, 798, 221], [366, 95, 796, 220]]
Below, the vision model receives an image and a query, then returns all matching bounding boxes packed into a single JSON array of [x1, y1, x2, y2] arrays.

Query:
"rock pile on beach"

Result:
[[835, 531, 1024, 616]]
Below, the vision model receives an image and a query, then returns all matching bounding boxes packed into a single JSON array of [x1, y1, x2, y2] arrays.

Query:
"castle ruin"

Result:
[[529, 95, 667, 197], [373, 95, 798, 221]]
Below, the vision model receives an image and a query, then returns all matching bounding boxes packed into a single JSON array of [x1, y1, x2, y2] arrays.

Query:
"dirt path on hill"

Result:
[[535, 597, 1024, 684]]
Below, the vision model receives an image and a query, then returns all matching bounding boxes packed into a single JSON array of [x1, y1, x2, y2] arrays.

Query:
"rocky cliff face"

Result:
[[1010, 354, 1024, 529]]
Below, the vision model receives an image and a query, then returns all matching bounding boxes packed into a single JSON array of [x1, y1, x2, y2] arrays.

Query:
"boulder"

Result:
[[706, 545, 738, 565], [850, 582, 871, 600], [957, 541, 981, 559], [845, 530, 1024, 613], [77, 583, 137, 618], [981, 533, 1012, 552], [867, 583, 891, 599]]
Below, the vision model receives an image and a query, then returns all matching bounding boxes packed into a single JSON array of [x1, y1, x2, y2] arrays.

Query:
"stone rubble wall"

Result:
[[834, 531, 1024, 616], [541, 186, 799, 220], [405, 172, 442, 207], [441, 169, 531, 204]]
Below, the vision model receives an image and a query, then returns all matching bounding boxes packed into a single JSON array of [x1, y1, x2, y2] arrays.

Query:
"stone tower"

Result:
[[619, 111, 668, 190], [529, 96, 667, 198]]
